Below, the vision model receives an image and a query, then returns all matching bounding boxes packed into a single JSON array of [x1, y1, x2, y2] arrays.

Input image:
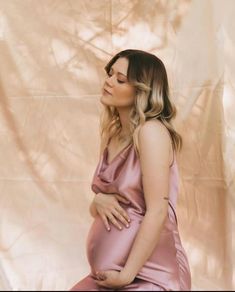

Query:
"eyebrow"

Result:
[[110, 67, 127, 78]]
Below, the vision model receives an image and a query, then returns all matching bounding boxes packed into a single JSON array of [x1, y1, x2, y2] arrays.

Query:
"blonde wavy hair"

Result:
[[99, 49, 182, 155]]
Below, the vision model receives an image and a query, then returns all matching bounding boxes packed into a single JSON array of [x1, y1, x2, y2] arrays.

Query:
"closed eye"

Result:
[[106, 71, 126, 84]]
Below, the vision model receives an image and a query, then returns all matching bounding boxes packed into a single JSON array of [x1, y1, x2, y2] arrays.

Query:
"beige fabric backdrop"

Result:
[[0, 0, 234, 290]]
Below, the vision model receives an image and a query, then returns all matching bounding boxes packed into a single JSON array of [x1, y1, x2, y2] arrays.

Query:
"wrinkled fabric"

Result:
[[70, 275, 165, 291], [70, 141, 191, 291], [0, 0, 234, 291]]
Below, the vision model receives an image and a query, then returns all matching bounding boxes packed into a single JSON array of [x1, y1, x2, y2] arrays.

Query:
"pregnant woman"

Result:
[[70, 49, 191, 291]]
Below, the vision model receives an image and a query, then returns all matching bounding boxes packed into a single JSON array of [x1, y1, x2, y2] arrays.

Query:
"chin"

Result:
[[100, 95, 114, 107]]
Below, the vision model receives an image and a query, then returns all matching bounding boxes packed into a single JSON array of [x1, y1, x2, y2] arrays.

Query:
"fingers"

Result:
[[107, 213, 123, 230], [101, 215, 111, 231], [94, 274, 108, 287], [113, 209, 130, 228], [115, 206, 131, 224], [102, 209, 131, 231], [94, 280, 109, 288], [95, 193, 131, 231], [95, 271, 106, 281], [115, 194, 130, 205]]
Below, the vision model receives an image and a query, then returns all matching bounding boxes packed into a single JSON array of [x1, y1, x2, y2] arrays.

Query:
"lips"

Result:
[[103, 88, 112, 95]]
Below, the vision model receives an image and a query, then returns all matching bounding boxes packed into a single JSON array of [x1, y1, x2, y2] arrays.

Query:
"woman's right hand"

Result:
[[94, 193, 131, 231]]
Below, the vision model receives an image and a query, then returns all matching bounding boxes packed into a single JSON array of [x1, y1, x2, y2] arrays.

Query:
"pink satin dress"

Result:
[[70, 140, 191, 291]]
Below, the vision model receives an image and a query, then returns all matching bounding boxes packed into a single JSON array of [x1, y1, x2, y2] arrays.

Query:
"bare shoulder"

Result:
[[139, 120, 171, 146], [138, 120, 172, 165]]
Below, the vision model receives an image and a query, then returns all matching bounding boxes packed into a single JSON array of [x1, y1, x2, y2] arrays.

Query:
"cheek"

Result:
[[118, 87, 135, 103], [127, 89, 135, 105]]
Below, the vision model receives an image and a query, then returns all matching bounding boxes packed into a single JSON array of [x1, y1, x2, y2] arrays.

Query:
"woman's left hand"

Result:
[[95, 270, 133, 289]]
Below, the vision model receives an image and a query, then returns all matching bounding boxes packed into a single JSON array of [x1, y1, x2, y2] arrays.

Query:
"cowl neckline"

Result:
[[96, 143, 134, 184], [103, 142, 133, 166], [103, 140, 175, 168]]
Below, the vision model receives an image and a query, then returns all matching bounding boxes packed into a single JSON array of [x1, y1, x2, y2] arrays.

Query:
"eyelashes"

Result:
[[106, 72, 125, 84]]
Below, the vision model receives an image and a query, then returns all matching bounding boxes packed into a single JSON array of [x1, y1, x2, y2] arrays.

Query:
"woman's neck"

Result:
[[115, 129, 132, 145]]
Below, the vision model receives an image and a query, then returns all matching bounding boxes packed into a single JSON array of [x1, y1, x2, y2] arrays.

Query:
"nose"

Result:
[[105, 74, 114, 87]]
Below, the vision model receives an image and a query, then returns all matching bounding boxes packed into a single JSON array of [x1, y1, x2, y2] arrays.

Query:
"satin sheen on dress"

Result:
[[70, 140, 191, 291]]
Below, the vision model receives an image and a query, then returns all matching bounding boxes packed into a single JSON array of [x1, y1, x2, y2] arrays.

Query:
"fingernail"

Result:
[[126, 224, 129, 228], [119, 226, 122, 230]]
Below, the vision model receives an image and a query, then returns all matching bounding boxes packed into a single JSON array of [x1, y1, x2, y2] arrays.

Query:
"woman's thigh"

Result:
[[69, 275, 165, 291], [69, 275, 112, 291], [121, 278, 165, 291]]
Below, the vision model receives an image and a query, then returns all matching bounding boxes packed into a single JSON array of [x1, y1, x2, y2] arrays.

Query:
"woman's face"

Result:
[[101, 57, 136, 109]]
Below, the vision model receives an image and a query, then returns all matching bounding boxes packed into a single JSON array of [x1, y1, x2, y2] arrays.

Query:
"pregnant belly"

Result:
[[86, 213, 142, 274]]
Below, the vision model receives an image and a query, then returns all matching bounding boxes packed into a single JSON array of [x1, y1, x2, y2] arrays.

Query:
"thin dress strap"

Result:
[[170, 149, 175, 167], [169, 139, 175, 167]]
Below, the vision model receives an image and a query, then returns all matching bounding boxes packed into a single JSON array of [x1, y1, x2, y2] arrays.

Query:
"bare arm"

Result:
[[119, 120, 172, 282]]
